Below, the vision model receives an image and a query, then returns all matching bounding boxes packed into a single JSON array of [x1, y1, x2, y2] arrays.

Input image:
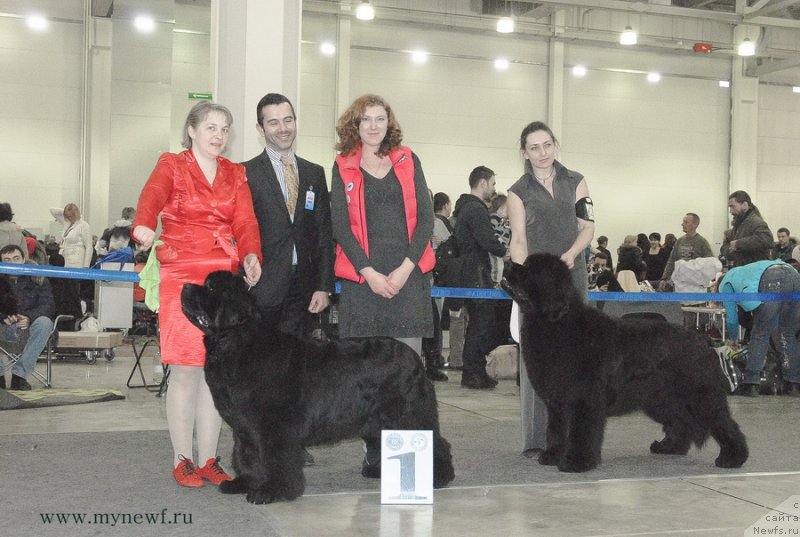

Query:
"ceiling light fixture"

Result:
[[737, 37, 755, 57], [25, 14, 48, 31], [496, 17, 514, 34], [411, 50, 428, 64], [719, 80, 730, 88], [320, 42, 336, 56], [494, 58, 510, 70], [572, 65, 587, 77], [356, 1, 375, 21], [647, 72, 661, 83], [793, 86, 800, 94], [134, 15, 156, 33], [620, 26, 637, 46]]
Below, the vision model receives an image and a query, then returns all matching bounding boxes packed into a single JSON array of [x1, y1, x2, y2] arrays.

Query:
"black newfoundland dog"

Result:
[[181, 271, 455, 504], [502, 254, 748, 473]]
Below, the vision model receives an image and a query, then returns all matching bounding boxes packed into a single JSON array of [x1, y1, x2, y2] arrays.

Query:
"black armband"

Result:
[[576, 197, 594, 222]]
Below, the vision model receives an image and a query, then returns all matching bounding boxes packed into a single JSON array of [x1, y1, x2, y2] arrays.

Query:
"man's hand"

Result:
[[307, 291, 330, 314]]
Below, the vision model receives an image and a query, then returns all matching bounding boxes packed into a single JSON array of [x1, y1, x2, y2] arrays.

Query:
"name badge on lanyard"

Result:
[[305, 188, 315, 211]]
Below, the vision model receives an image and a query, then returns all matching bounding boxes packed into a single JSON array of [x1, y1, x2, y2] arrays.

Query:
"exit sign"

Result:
[[188, 92, 213, 100]]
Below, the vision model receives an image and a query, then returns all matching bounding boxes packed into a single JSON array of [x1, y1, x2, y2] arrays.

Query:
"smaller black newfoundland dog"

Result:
[[503, 254, 748, 473], [181, 271, 455, 504]]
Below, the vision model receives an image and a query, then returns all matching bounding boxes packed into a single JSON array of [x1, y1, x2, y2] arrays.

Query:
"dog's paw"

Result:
[[246, 488, 278, 505], [219, 477, 248, 495], [649, 439, 689, 455], [537, 450, 560, 466], [715, 447, 748, 469], [557, 455, 598, 473]]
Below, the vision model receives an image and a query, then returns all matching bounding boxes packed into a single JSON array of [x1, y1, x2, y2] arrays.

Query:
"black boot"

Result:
[[10, 375, 32, 391], [425, 354, 448, 382]]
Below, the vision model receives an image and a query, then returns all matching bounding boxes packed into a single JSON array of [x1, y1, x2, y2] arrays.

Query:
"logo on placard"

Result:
[[385, 432, 404, 451], [410, 433, 428, 451]]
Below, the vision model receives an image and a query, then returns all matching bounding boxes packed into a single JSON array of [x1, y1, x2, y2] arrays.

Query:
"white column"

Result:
[[547, 11, 566, 135], [86, 17, 113, 231], [729, 25, 760, 199], [214, 0, 302, 162]]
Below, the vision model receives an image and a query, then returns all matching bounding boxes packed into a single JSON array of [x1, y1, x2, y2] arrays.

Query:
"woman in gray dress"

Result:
[[507, 121, 595, 457], [330, 94, 435, 477]]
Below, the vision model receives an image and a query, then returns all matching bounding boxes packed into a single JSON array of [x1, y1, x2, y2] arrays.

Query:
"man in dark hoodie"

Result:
[[721, 190, 773, 267], [453, 166, 508, 389]]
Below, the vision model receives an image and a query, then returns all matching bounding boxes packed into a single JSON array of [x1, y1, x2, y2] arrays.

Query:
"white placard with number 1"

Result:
[[380, 430, 433, 504]]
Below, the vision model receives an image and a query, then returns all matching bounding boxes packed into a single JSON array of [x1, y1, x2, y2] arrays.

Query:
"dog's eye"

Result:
[[198, 316, 210, 328]]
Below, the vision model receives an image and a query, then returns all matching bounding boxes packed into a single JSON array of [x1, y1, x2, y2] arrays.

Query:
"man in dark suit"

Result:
[[243, 93, 334, 339]]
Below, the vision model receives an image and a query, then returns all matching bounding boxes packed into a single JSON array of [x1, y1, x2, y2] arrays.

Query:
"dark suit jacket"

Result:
[[243, 151, 334, 309]]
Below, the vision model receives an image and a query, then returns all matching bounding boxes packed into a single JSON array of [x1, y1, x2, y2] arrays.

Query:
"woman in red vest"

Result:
[[330, 94, 435, 477]]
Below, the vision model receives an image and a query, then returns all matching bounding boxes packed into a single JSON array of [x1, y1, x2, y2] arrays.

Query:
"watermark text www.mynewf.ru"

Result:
[[40, 509, 192, 527]]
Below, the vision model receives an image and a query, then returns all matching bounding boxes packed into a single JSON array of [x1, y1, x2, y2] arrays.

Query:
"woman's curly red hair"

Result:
[[335, 94, 403, 157]]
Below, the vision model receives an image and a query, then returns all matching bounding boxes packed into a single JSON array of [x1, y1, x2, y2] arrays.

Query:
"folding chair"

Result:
[[0, 314, 75, 388], [126, 313, 168, 396]]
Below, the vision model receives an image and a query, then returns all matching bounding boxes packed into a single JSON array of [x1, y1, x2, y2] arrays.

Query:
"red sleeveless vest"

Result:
[[334, 145, 435, 283]]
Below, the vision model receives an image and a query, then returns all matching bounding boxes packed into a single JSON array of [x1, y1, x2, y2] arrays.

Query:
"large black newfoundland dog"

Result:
[[181, 271, 455, 504], [503, 254, 748, 473]]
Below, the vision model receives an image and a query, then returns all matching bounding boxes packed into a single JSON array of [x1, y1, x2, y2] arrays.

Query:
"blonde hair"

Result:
[[181, 101, 234, 149], [63, 203, 80, 220]]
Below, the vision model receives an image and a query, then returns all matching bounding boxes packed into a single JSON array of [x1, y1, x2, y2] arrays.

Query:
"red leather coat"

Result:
[[133, 151, 262, 366]]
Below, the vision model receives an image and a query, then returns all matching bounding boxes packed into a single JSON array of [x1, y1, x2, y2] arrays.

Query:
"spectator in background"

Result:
[[617, 234, 645, 281], [596, 235, 614, 272], [454, 166, 507, 390], [96, 207, 136, 257], [432, 192, 453, 249], [50, 203, 93, 268], [658, 213, 713, 290], [663, 233, 677, 258], [0, 244, 55, 391], [720, 190, 773, 267], [636, 233, 650, 255], [0, 203, 27, 257], [643, 232, 669, 281], [488, 193, 511, 287], [771, 227, 796, 263]]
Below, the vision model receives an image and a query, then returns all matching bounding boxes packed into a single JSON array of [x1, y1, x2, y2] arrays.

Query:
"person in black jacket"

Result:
[[0, 244, 55, 390], [453, 166, 507, 389], [243, 93, 334, 339]]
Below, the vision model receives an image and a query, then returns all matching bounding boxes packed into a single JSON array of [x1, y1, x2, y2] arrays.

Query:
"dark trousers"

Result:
[[462, 299, 506, 376], [422, 298, 443, 362], [259, 269, 309, 339]]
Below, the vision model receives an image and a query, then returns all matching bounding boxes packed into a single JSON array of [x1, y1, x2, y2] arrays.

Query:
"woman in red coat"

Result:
[[132, 101, 262, 488]]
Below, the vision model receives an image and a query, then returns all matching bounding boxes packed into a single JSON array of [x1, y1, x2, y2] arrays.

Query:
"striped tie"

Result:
[[281, 155, 299, 215]]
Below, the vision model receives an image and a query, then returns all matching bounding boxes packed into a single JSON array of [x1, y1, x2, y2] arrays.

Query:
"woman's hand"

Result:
[[132, 225, 156, 250], [387, 258, 415, 292], [560, 250, 576, 269], [242, 253, 262, 287], [361, 267, 399, 299]]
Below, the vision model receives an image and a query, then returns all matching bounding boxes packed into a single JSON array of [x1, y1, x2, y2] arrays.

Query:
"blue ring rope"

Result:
[[2, 263, 799, 303]]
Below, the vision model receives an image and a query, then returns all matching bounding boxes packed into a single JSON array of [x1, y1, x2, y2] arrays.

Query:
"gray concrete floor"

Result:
[[2, 342, 799, 537]]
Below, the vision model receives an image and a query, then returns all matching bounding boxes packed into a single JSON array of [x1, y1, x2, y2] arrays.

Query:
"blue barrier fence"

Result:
[[3, 262, 800, 303]]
